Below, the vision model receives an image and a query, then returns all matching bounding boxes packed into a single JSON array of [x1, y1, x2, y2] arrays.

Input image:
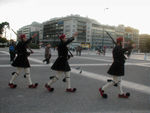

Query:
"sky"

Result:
[[0, 0, 150, 40]]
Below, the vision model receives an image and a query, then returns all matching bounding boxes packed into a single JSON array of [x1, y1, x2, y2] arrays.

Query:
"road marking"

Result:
[[0, 64, 51, 67], [1, 51, 150, 94], [1, 51, 150, 67], [30, 57, 150, 95], [1, 50, 150, 65], [29, 55, 150, 67], [0, 51, 9, 55], [1, 63, 150, 68], [71, 68, 150, 95], [75, 56, 113, 62], [27, 57, 150, 95]]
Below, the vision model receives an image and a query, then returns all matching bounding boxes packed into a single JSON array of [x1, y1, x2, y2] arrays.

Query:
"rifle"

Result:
[[105, 31, 117, 46], [67, 48, 73, 59], [105, 31, 133, 57]]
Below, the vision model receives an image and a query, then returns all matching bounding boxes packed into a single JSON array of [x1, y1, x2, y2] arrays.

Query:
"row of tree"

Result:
[[139, 34, 150, 53]]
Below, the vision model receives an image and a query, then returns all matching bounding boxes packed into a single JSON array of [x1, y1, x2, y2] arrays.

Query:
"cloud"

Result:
[[0, 0, 150, 34], [0, 0, 30, 6]]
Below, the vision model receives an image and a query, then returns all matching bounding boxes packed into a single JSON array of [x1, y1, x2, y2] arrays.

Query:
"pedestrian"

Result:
[[8, 34, 38, 89], [99, 37, 135, 98], [45, 32, 78, 92], [9, 40, 16, 63], [76, 46, 79, 56], [76, 46, 82, 56], [103, 46, 106, 56], [43, 44, 51, 64], [97, 48, 101, 55], [78, 46, 82, 56]]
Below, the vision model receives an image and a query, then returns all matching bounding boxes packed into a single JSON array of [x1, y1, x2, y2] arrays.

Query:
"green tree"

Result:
[[0, 22, 9, 38], [0, 37, 8, 43], [145, 38, 150, 52], [139, 34, 150, 52]]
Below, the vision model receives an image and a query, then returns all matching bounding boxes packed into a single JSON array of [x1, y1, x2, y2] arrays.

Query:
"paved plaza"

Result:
[[0, 48, 150, 113]]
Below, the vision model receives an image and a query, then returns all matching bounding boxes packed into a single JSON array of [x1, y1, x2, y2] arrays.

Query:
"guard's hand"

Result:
[[132, 44, 136, 48], [72, 32, 78, 38], [30, 50, 34, 54], [31, 33, 38, 38]]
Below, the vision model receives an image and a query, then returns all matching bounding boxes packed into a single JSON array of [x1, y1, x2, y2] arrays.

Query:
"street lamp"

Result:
[[102, 8, 109, 49]]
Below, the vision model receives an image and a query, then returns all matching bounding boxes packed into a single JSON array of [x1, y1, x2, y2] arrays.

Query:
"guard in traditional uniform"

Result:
[[45, 32, 78, 92], [99, 37, 135, 98], [8, 34, 38, 89]]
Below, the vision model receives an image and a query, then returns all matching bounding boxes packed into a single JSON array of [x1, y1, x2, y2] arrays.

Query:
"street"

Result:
[[0, 48, 150, 113]]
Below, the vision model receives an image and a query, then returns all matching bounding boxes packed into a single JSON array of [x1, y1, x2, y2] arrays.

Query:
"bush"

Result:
[[0, 37, 8, 43]]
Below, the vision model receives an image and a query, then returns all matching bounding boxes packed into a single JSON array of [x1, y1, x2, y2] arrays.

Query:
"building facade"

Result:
[[17, 22, 42, 45], [42, 15, 116, 49], [17, 15, 139, 49], [42, 15, 139, 49]]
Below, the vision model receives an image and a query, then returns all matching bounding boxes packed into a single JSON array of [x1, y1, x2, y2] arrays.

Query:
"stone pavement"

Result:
[[0, 47, 150, 113]]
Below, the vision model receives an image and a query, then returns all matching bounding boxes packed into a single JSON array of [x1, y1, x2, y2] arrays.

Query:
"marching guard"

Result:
[[8, 34, 38, 89], [45, 32, 78, 92], [99, 37, 135, 98]]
